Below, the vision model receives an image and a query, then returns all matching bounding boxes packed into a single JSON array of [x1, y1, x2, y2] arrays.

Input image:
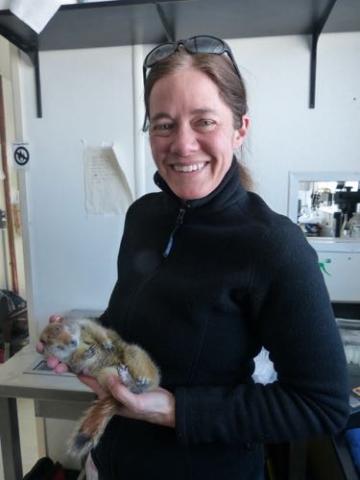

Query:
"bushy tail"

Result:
[[68, 395, 119, 459]]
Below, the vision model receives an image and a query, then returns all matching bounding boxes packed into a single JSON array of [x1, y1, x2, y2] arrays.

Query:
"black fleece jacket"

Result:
[[94, 159, 349, 479]]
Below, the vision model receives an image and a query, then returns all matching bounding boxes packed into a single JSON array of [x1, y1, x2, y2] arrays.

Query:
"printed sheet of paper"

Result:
[[84, 145, 134, 215]]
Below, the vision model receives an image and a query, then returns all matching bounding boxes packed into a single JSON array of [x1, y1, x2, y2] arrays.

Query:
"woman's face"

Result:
[[149, 67, 249, 200]]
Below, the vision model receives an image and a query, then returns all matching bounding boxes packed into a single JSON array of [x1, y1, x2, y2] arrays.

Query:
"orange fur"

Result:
[[39, 317, 160, 459], [69, 395, 120, 458]]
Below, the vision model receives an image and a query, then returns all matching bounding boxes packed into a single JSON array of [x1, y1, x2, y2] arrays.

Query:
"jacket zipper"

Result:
[[163, 206, 187, 258]]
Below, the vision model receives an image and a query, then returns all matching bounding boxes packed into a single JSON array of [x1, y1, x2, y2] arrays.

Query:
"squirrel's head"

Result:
[[40, 322, 80, 361]]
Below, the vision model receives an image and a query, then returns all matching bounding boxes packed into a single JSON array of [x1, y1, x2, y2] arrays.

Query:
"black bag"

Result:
[[0, 289, 28, 360], [22, 456, 80, 480]]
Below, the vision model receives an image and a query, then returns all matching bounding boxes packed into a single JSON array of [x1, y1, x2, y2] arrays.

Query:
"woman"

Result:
[[44, 36, 349, 479]]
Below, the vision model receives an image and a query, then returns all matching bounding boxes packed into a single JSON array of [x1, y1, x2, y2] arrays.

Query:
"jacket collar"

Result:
[[154, 157, 247, 211]]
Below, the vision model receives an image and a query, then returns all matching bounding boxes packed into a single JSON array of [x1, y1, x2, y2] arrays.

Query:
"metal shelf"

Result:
[[1, 0, 359, 51], [0, 0, 359, 116]]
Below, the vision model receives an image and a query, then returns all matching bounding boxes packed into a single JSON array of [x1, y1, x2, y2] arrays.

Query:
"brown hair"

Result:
[[143, 49, 252, 190]]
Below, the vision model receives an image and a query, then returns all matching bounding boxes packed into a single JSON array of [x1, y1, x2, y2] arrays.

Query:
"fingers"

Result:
[[45, 355, 69, 373], [78, 374, 107, 398], [37, 341, 69, 373], [54, 363, 69, 374], [37, 315, 66, 374], [36, 341, 44, 353], [47, 356, 60, 369], [107, 377, 140, 409], [103, 381, 175, 427]]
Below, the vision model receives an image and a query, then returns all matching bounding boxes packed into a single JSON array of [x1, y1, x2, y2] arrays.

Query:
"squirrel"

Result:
[[39, 317, 161, 459]]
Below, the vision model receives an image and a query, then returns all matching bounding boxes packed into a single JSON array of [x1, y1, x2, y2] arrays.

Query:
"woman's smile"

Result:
[[171, 161, 208, 173]]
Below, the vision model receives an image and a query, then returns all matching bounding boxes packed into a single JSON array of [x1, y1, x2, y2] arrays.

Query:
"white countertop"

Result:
[[309, 238, 360, 253], [0, 344, 95, 402]]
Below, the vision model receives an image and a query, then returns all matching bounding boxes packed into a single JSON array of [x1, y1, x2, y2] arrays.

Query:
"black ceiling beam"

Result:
[[26, 49, 42, 118], [309, 0, 338, 108]]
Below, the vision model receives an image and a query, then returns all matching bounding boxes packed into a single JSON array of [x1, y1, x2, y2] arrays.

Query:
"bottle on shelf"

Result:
[[340, 213, 351, 238], [349, 204, 360, 239]]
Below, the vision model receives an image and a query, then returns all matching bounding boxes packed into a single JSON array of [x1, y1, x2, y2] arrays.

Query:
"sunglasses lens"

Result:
[[186, 36, 225, 54], [145, 44, 177, 67]]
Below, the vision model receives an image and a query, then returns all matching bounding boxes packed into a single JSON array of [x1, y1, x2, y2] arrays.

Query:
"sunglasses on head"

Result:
[[143, 35, 241, 86], [142, 35, 241, 130]]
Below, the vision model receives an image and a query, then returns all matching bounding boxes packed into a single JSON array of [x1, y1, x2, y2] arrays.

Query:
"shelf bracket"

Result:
[[155, 2, 175, 41], [309, 0, 338, 108], [26, 48, 42, 118]]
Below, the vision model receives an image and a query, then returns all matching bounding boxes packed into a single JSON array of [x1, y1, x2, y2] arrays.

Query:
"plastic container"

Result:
[[349, 211, 360, 239]]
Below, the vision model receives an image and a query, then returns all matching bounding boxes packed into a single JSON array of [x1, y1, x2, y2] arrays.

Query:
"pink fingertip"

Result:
[[47, 356, 60, 368], [55, 363, 68, 374], [36, 341, 44, 353]]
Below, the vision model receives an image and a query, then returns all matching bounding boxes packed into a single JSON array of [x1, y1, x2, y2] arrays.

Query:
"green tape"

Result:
[[319, 258, 331, 276]]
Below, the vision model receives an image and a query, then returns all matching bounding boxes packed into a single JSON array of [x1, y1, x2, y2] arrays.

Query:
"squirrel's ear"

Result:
[[49, 315, 64, 324]]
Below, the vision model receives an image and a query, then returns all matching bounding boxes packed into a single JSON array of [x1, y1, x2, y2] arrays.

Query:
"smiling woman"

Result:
[[144, 39, 252, 193], [41, 36, 349, 480], [148, 67, 249, 199]]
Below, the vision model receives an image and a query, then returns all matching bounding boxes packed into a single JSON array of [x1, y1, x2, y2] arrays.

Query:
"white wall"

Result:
[[18, 46, 135, 332], [228, 33, 360, 213]]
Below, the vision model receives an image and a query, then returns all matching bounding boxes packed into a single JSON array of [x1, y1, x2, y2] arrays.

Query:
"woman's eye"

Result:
[[196, 119, 216, 130], [150, 123, 173, 135], [153, 123, 171, 130]]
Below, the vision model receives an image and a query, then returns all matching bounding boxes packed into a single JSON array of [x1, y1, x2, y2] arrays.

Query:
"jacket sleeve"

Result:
[[175, 223, 349, 446]]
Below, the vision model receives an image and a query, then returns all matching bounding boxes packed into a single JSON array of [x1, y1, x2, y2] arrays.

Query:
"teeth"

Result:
[[173, 162, 206, 173]]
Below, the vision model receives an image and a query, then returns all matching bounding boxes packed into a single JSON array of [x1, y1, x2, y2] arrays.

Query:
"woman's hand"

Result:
[[36, 315, 69, 374], [79, 374, 176, 428]]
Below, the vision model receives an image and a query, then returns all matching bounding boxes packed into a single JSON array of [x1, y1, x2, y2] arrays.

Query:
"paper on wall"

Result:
[[111, 142, 135, 197], [84, 145, 134, 215], [9, 0, 64, 34]]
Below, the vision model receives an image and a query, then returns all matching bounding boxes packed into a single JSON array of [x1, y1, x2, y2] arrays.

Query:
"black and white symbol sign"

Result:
[[14, 146, 30, 166]]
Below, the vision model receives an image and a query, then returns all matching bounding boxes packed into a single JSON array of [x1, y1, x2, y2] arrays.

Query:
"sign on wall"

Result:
[[12, 142, 30, 168]]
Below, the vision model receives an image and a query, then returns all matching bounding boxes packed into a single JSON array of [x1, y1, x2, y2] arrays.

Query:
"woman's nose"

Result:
[[170, 124, 199, 157]]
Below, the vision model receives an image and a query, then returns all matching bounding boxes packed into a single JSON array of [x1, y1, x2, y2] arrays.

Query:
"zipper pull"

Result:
[[163, 207, 186, 258], [176, 207, 186, 226]]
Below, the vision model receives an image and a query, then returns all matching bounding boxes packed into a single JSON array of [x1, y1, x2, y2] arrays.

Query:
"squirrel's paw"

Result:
[[117, 364, 132, 385], [135, 377, 151, 389], [132, 377, 152, 393], [116, 365, 151, 393]]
